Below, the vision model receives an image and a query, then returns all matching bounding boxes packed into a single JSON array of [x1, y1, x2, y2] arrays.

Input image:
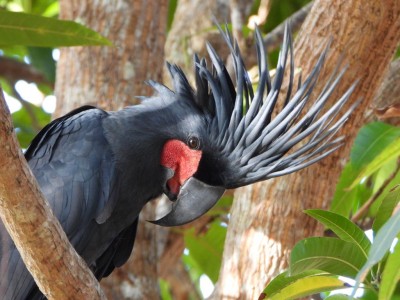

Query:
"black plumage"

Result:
[[0, 25, 356, 299]]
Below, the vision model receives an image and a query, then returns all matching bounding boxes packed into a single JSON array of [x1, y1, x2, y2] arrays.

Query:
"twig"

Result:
[[351, 158, 400, 223], [0, 56, 53, 87]]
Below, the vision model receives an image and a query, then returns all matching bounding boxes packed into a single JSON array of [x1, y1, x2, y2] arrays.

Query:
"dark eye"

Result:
[[187, 136, 200, 150]]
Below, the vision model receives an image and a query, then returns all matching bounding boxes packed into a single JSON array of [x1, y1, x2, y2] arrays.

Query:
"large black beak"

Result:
[[151, 177, 225, 227]]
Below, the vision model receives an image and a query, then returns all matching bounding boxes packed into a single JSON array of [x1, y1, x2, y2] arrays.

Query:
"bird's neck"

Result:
[[102, 106, 168, 209]]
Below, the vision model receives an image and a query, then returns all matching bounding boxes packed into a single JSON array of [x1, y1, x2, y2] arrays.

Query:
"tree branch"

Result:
[[0, 56, 52, 87], [0, 88, 105, 299]]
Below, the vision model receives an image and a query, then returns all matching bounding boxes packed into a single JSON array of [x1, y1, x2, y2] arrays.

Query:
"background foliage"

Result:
[[1, 0, 399, 298]]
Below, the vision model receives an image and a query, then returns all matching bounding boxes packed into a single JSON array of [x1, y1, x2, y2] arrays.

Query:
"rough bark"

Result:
[[164, 0, 230, 83], [371, 59, 400, 123], [56, 0, 168, 298], [55, 0, 167, 114], [212, 1, 400, 299], [0, 90, 105, 299]]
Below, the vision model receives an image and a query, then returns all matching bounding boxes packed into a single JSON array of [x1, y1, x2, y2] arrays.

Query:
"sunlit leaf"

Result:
[[41, 2, 59, 18], [262, 270, 344, 299], [331, 163, 360, 216], [373, 185, 400, 232], [379, 241, 400, 300], [183, 221, 226, 283], [290, 237, 366, 278], [159, 279, 173, 300], [350, 122, 400, 171], [262, 271, 344, 300], [32, 0, 59, 17], [350, 138, 400, 189], [305, 210, 371, 259], [0, 10, 111, 47]]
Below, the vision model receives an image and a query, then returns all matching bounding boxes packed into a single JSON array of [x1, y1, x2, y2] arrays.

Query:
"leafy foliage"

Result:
[[262, 120, 400, 299], [2, 0, 398, 299], [0, 0, 111, 150], [262, 270, 345, 300], [0, 10, 111, 47], [183, 220, 227, 283], [331, 122, 400, 217]]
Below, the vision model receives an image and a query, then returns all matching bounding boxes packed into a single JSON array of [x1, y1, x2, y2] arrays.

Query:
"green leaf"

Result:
[[159, 279, 173, 300], [0, 10, 111, 47], [12, 104, 50, 148], [207, 194, 233, 216], [263, 270, 344, 299], [373, 185, 400, 232], [331, 163, 360, 216], [331, 163, 373, 218], [27, 47, 55, 83], [353, 205, 400, 291], [369, 159, 400, 216], [350, 137, 400, 189], [183, 221, 226, 283], [167, 0, 177, 32], [379, 241, 400, 300], [262, 271, 344, 300], [305, 210, 371, 259], [31, 0, 59, 16], [41, 2, 59, 18], [290, 237, 366, 278], [350, 122, 400, 171]]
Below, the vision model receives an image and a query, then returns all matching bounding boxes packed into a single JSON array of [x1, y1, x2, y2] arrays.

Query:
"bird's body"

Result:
[[0, 25, 357, 299]]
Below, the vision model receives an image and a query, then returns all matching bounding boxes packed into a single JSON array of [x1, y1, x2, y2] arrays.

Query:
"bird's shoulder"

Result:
[[25, 105, 108, 166], [25, 105, 117, 235]]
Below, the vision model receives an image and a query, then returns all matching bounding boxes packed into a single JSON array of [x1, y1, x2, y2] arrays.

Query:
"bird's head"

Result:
[[150, 25, 358, 227]]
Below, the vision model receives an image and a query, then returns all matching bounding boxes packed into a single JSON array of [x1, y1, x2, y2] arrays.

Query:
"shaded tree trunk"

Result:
[[56, 0, 168, 298], [212, 0, 400, 299]]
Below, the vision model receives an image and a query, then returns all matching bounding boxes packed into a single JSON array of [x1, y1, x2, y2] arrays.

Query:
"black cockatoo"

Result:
[[0, 25, 357, 299]]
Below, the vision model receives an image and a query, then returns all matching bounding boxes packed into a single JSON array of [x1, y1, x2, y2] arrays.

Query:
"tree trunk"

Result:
[[212, 1, 400, 299], [55, 0, 167, 114], [164, 0, 230, 83], [56, 0, 168, 298]]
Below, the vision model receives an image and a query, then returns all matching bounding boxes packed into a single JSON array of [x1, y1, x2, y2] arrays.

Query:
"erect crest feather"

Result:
[[155, 23, 357, 189]]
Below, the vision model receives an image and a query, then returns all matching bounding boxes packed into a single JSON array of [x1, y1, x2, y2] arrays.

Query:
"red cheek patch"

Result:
[[161, 139, 202, 195]]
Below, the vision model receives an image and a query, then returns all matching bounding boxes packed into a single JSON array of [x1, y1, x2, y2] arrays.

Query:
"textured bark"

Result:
[[229, 0, 255, 47], [371, 59, 400, 123], [56, 0, 168, 298], [164, 0, 230, 83], [0, 90, 105, 299], [212, 1, 400, 299], [55, 0, 167, 115]]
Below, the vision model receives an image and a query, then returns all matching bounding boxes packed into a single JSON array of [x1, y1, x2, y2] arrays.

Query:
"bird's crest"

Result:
[[150, 24, 357, 189]]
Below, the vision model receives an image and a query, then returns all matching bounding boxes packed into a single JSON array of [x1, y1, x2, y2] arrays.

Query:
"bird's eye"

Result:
[[187, 136, 200, 150]]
